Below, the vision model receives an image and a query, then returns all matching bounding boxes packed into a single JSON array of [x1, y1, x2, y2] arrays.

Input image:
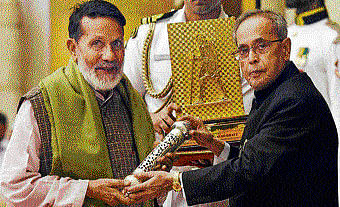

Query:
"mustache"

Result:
[[95, 61, 120, 71]]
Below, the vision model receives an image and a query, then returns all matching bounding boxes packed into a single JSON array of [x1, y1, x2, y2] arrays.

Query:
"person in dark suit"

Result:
[[123, 9, 338, 207]]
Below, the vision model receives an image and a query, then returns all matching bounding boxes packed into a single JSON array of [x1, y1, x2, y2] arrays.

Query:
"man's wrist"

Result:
[[172, 172, 182, 192], [209, 135, 225, 156], [86, 180, 95, 198]]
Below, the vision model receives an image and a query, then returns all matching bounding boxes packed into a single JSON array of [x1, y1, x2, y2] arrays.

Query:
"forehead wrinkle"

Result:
[[80, 17, 123, 42], [236, 16, 276, 45], [238, 37, 267, 47]]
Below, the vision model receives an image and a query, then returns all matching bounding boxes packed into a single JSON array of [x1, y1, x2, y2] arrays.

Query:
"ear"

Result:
[[67, 38, 78, 63], [281, 37, 291, 61]]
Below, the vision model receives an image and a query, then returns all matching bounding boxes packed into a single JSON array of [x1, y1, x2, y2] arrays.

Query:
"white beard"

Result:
[[77, 55, 123, 91]]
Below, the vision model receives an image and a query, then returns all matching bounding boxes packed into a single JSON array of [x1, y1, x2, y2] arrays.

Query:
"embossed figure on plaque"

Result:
[[168, 18, 246, 143], [190, 34, 228, 105]]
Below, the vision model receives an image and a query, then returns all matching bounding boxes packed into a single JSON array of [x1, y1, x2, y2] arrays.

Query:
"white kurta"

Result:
[[288, 19, 340, 135], [0, 101, 88, 206]]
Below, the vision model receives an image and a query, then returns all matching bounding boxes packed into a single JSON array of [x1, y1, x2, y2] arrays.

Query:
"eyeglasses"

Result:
[[232, 39, 283, 60]]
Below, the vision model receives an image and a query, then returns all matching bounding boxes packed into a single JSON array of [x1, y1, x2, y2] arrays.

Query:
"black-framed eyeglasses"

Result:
[[232, 39, 283, 60]]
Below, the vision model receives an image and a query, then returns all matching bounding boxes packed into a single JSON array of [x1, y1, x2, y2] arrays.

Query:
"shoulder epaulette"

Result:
[[130, 9, 178, 39], [327, 20, 340, 44], [141, 9, 178, 25]]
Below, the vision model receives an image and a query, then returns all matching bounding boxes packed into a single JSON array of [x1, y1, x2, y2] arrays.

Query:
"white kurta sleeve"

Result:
[[0, 100, 88, 207]]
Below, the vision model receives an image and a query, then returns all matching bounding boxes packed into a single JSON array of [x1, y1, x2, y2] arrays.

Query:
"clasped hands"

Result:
[[85, 175, 168, 206], [85, 154, 175, 206]]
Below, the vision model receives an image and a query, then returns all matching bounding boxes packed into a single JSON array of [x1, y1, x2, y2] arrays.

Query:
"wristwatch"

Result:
[[172, 172, 182, 192]]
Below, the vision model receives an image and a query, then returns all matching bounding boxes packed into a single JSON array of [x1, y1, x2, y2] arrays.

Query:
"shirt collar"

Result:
[[93, 89, 115, 102], [295, 7, 328, 25]]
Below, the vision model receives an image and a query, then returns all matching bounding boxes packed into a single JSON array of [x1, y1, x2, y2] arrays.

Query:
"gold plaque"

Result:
[[168, 17, 246, 154]]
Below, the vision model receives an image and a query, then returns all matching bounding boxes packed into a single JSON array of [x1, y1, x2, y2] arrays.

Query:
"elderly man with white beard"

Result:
[[0, 1, 166, 206]]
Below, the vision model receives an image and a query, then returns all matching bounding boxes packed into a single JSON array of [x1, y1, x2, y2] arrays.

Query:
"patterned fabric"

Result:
[[21, 87, 53, 177], [97, 89, 142, 207], [97, 88, 139, 180]]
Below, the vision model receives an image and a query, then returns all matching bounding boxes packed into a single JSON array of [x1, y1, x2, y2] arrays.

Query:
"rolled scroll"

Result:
[[125, 121, 191, 185]]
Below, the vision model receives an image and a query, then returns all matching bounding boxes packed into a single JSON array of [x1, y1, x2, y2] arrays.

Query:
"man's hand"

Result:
[[179, 116, 225, 156], [151, 103, 182, 138], [154, 152, 179, 172], [86, 179, 135, 206], [124, 171, 173, 203]]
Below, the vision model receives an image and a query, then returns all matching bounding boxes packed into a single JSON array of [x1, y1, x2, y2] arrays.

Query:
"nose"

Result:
[[248, 48, 259, 64], [102, 45, 117, 62]]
